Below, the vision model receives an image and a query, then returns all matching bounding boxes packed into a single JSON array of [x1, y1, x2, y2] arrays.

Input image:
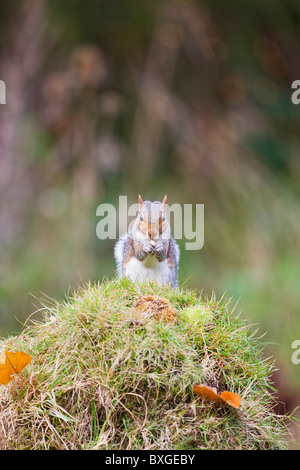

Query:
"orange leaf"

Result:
[[193, 384, 241, 409], [0, 351, 32, 385], [220, 390, 241, 409]]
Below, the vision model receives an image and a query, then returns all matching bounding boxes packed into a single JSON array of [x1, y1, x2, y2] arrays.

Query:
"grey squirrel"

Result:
[[114, 195, 180, 288]]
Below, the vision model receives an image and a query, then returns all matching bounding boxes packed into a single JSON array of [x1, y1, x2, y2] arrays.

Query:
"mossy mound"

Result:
[[0, 278, 290, 450]]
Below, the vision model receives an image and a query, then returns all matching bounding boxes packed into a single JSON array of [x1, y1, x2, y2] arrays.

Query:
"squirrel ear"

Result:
[[138, 194, 143, 210], [162, 195, 167, 206]]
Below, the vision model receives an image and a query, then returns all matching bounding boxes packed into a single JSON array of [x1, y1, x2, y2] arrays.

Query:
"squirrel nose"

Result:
[[148, 224, 158, 239]]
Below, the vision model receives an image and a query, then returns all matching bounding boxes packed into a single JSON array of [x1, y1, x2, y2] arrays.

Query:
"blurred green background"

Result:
[[0, 0, 299, 443]]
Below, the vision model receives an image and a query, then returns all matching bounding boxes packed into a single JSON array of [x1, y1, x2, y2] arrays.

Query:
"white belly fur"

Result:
[[124, 255, 170, 286]]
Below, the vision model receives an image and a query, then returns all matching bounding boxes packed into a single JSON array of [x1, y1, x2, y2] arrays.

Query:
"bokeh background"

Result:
[[0, 0, 299, 445]]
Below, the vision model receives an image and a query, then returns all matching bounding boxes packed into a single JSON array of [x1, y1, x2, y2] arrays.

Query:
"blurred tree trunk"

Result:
[[0, 0, 45, 255]]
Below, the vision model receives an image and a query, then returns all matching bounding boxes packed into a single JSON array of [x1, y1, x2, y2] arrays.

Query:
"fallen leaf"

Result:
[[193, 383, 241, 409], [219, 391, 241, 409], [0, 351, 32, 385]]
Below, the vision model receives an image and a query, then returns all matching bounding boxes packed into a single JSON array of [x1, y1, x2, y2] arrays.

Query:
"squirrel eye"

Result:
[[140, 215, 144, 221], [162, 216, 166, 222]]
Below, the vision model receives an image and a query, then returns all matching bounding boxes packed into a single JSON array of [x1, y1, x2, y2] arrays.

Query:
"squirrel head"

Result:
[[137, 194, 168, 240]]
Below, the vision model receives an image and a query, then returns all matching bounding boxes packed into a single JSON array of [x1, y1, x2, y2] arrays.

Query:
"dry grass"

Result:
[[0, 278, 292, 450]]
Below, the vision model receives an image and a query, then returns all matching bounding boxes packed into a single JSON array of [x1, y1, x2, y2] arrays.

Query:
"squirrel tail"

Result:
[[114, 232, 129, 278]]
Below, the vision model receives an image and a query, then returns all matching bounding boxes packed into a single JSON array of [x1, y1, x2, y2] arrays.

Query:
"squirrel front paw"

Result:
[[136, 241, 154, 261], [154, 240, 163, 253], [144, 241, 155, 254], [153, 240, 167, 261]]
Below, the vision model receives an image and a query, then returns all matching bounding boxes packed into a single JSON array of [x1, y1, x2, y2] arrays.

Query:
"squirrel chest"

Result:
[[124, 251, 171, 285]]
